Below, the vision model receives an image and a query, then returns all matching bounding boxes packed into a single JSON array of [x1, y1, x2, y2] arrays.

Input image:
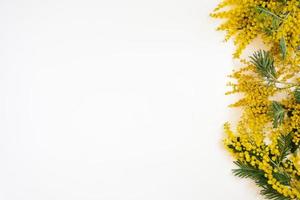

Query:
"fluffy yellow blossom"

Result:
[[212, 0, 300, 199], [223, 55, 300, 199], [211, 0, 300, 58]]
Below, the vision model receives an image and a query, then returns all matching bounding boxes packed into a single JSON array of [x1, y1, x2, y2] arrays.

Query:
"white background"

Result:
[[0, 0, 260, 199]]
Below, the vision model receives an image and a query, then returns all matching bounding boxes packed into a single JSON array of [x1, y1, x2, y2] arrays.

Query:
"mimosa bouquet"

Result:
[[211, 0, 300, 199]]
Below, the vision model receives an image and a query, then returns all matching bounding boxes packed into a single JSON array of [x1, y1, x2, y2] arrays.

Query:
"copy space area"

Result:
[[0, 0, 258, 199]]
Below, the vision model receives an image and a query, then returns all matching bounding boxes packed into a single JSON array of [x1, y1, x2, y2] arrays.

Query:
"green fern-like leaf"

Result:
[[279, 37, 287, 60], [260, 187, 290, 200], [250, 50, 276, 82], [232, 161, 267, 185], [294, 88, 300, 103], [271, 101, 285, 128], [256, 6, 282, 21], [273, 172, 290, 186], [233, 161, 291, 200], [277, 132, 293, 163]]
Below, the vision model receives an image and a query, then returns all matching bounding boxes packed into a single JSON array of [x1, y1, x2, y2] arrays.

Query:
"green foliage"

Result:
[[250, 50, 276, 82], [256, 6, 282, 21], [279, 37, 287, 60], [271, 101, 285, 128], [277, 132, 293, 164], [294, 88, 300, 103], [233, 161, 291, 200], [232, 161, 265, 180], [260, 187, 290, 200], [256, 6, 283, 35], [273, 171, 290, 185]]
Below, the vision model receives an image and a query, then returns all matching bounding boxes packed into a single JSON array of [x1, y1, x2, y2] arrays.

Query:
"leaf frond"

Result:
[[271, 101, 285, 128], [250, 50, 276, 81]]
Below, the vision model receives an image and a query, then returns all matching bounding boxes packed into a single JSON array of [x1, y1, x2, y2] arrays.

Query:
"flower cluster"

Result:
[[212, 0, 300, 199], [211, 0, 300, 58]]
